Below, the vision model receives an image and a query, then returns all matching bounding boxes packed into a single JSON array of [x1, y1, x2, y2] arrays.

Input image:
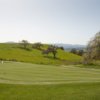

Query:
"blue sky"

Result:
[[0, 0, 100, 44]]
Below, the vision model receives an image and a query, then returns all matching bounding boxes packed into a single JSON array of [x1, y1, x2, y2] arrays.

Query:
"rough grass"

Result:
[[76, 64, 100, 69], [0, 43, 81, 65], [0, 83, 100, 100]]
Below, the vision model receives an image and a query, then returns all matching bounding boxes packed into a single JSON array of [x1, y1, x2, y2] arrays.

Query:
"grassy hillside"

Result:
[[0, 43, 81, 65]]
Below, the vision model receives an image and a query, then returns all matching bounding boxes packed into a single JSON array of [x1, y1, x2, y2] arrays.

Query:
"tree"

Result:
[[77, 50, 84, 56], [32, 42, 42, 50], [42, 45, 58, 59], [70, 48, 77, 54], [58, 46, 64, 50], [20, 40, 29, 49], [48, 46, 57, 59], [83, 32, 100, 64]]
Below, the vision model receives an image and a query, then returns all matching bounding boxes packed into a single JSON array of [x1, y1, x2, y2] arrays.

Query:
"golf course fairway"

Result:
[[0, 62, 100, 100]]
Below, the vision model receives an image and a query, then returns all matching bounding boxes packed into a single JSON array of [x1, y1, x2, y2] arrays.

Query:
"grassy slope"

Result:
[[0, 83, 100, 100], [0, 62, 100, 84], [0, 43, 81, 65]]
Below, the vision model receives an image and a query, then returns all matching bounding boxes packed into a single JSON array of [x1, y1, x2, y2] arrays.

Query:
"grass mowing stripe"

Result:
[[0, 62, 100, 84]]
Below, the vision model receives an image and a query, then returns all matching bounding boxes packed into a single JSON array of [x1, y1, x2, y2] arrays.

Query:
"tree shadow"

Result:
[[18, 47, 32, 51], [43, 55, 61, 60]]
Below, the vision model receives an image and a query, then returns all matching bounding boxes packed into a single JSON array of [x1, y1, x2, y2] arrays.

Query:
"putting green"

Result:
[[0, 62, 100, 84]]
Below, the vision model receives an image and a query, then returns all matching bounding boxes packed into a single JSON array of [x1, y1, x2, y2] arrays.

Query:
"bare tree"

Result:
[[20, 40, 29, 49], [70, 48, 77, 54], [48, 45, 58, 59], [77, 50, 84, 56], [42, 45, 58, 59], [32, 42, 42, 50]]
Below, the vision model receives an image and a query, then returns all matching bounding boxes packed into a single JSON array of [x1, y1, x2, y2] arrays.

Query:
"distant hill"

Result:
[[5, 41, 17, 44], [54, 43, 86, 51]]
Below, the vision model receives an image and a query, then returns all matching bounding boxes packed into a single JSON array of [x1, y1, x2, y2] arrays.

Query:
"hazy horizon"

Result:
[[0, 0, 100, 45], [0, 41, 86, 46]]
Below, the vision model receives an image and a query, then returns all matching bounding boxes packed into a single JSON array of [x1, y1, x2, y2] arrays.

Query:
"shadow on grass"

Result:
[[18, 47, 32, 51], [43, 55, 61, 60], [77, 63, 100, 69]]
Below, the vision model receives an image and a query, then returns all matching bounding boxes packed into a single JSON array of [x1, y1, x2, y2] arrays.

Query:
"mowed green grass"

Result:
[[0, 43, 81, 65], [0, 62, 100, 100], [0, 62, 100, 84], [0, 83, 100, 100]]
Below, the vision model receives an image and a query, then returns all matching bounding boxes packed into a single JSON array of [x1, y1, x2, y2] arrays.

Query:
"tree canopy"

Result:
[[83, 32, 100, 64]]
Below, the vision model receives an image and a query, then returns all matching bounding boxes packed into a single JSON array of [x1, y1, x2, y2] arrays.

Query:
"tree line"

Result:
[[19, 41, 64, 59]]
